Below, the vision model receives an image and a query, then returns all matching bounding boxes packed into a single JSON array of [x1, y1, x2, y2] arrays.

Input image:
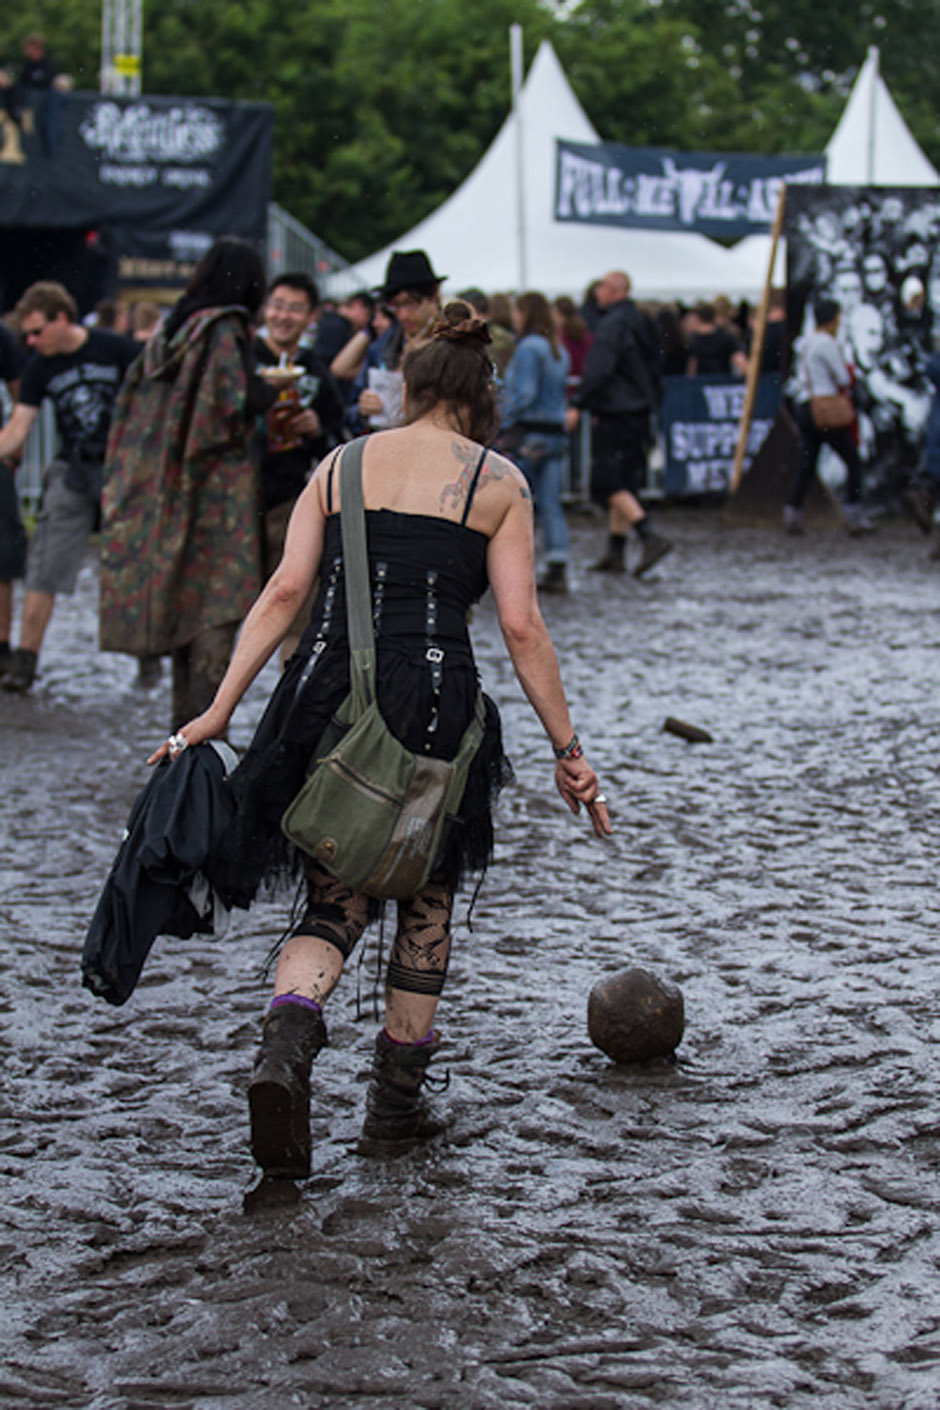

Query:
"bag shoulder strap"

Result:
[[338, 436, 375, 709]]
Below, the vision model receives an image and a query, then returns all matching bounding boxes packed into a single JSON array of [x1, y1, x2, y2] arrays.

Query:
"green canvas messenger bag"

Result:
[[281, 436, 486, 900]]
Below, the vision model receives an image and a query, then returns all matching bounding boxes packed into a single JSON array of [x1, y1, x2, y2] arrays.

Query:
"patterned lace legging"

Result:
[[290, 861, 453, 997]]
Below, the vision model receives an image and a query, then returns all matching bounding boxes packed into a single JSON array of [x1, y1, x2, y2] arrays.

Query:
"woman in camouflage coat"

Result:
[[100, 238, 268, 729]]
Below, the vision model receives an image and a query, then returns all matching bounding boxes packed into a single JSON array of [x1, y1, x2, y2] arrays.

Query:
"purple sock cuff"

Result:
[[382, 1026, 436, 1047], [271, 994, 322, 1014]]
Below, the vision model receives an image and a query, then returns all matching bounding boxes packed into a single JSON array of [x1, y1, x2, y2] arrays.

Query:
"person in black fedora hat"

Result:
[[379, 250, 445, 300], [333, 250, 445, 430]]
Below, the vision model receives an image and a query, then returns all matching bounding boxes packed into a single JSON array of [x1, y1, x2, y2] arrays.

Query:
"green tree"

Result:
[[650, 0, 940, 162], [145, 0, 557, 259]]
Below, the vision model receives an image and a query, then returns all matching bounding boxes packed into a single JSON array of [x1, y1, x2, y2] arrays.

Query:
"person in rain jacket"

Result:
[[100, 237, 270, 730]]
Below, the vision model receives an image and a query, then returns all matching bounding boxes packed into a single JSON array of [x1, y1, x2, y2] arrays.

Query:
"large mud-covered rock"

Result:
[[587, 967, 685, 1062]]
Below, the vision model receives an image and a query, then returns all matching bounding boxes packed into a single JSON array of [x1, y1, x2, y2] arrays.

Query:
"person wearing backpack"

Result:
[[149, 300, 611, 1178]]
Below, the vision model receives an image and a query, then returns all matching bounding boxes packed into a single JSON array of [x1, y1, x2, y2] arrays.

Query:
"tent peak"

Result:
[[825, 45, 937, 186]]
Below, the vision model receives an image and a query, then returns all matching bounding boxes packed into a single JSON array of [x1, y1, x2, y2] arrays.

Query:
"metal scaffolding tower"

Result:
[[101, 0, 143, 95]]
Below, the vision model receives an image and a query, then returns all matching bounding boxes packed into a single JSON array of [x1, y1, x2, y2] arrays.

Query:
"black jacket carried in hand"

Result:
[[573, 298, 661, 418], [82, 741, 237, 1006]]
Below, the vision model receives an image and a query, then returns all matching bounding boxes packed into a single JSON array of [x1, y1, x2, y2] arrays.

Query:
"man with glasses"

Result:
[[0, 281, 136, 692], [351, 250, 443, 430], [255, 272, 345, 661]]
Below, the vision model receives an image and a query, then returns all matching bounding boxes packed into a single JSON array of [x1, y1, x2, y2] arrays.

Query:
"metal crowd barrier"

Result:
[[8, 370, 657, 517], [11, 399, 57, 514]]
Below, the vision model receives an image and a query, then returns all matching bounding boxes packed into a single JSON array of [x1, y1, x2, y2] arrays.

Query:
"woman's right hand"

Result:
[[146, 706, 229, 766], [555, 755, 612, 838]]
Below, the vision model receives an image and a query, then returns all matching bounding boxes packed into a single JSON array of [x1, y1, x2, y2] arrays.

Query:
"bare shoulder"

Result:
[[309, 443, 343, 510], [439, 438, 532, 516]]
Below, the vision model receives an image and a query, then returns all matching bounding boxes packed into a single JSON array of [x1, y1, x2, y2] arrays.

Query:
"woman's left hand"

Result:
[[146, 707, 229, 766], [555, 755, 612, 838]]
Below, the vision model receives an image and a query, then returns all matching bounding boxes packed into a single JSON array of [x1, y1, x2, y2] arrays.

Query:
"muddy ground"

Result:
[[2, 510, 940, 1409]]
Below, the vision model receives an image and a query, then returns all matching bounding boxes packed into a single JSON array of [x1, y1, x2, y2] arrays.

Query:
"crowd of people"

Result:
[[4, 242, 937, 701], [0, 244, 760, 697]]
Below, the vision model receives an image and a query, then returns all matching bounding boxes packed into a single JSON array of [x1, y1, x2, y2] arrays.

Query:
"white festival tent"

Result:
[[332, 42, 938, 303], [331, 41, 756, 302], [826, 45, 938, 185]]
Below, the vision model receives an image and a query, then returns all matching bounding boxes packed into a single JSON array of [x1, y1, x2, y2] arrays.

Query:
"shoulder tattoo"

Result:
[[440, 441, 518, 513]]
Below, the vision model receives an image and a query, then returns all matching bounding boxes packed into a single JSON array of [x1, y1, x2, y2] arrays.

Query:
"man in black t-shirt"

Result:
[[0, 320, 27, 675], [255, 271, 344, 661], [685, 302, 747, 377], [0, 281, 136, 692]]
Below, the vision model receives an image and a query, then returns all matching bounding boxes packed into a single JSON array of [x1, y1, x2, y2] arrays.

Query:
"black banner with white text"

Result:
[[555, 140, 825, 239]]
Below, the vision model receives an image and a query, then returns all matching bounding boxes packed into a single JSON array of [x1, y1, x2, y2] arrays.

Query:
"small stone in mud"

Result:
[[588, 967, 684, 1063], [663, 716, 713, 744]]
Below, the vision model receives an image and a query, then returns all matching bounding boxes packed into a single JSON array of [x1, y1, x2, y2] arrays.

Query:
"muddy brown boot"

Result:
[[248, 1000, 327, 1179], [358, 1029, 448, 1153]]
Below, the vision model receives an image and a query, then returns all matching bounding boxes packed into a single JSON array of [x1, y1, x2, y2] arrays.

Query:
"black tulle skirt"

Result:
[[207, 633, 513, 909]]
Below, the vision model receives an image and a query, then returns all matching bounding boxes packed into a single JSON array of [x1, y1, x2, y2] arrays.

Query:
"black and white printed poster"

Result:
[[785, 186, 940, 500]]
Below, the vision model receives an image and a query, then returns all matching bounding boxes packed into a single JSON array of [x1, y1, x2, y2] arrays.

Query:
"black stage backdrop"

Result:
[[785, 185, 940, 502], [0, 91, 272, 296]]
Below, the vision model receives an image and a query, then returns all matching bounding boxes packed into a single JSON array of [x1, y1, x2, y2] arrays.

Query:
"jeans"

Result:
[[512, 432, 569, 564], [790, 402, 862, 507]]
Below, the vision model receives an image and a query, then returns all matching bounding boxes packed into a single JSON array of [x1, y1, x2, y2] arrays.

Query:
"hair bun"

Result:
[[431, 300, 491, 346]]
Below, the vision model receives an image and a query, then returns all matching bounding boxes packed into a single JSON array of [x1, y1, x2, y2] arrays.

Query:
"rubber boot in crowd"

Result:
[[633, 517, 673, 577], [248, 996, 327, 1179], [591, 519, 672, 577], [538, 561, 568, 594], [358, 1028, 447, 1153]]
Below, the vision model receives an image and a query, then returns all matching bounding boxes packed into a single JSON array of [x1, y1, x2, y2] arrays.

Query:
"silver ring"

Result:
[[594, 794, 607, 805], [167, 732, 188, 754]]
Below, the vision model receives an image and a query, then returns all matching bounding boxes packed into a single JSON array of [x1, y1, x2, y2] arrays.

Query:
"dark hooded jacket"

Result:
[[82, 742, 237, 1006]]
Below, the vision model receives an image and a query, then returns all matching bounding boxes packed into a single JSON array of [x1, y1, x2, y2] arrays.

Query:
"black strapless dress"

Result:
[[210, 509, 512, 907]]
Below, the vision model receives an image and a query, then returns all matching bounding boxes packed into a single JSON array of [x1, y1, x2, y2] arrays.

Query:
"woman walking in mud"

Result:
[[149, 301, 611, 1178]]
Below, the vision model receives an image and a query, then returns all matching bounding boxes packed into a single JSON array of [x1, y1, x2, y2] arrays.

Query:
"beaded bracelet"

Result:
[[553, 732, 583, 761]]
